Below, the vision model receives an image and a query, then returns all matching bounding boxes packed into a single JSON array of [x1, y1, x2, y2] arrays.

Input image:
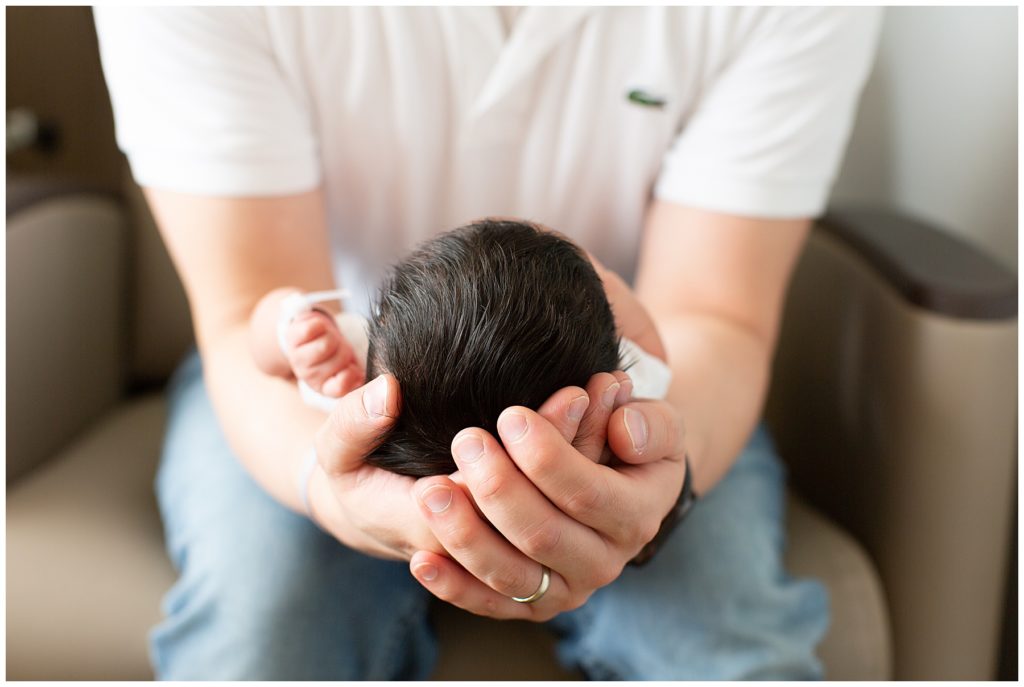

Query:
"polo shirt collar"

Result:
[[451, 7, 602, 119]]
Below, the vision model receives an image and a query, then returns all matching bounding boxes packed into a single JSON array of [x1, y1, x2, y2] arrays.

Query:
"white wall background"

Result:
[[831, 6, 1018, 271]]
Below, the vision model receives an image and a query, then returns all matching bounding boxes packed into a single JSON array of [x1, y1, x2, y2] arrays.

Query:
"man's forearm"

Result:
[[632, 201, 808, 495], [201, 325, 327, 512], [248, 286, 303, 379], [138, 186, 390, 552], [655, 312, 772, 495], [199, 327, 393, 555]]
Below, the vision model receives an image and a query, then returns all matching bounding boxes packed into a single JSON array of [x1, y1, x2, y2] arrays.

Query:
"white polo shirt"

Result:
[[95, 7, 881, 315]]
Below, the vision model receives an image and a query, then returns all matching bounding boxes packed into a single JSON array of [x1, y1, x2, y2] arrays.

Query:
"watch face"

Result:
[[677, 491, 697, 520]]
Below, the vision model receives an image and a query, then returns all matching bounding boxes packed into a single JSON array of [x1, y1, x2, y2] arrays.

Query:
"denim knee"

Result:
[[551, 425, 830, 680], [150, 519, 436, 680], [150, 351, 437, 679]]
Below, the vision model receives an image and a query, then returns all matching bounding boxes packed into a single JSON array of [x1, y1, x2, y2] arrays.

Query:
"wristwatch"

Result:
[[629, 453, 698, 567]]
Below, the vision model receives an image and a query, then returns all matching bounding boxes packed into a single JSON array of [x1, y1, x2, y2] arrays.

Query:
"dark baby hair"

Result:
[[364, 219, 622, 477]]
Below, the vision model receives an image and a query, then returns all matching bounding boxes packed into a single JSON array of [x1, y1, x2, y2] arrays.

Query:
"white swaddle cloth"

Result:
[[278, 289, 672, 413]]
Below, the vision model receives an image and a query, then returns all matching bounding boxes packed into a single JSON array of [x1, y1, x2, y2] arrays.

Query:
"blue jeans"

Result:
[[150, 351, 829, 679]]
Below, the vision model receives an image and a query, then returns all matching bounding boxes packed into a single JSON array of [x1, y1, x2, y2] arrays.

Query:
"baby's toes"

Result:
[[286, 311, 330, 348], [334, 338, 356, 368], [293, 364, 327, 393], [320, 373, 344, 398], [290, 334, 339, 371], [339, 364, 366, 394], [322, 364, 365, 398]]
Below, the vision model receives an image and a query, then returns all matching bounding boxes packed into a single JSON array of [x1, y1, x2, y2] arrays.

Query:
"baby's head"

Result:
[[364, 219, 621, 476]]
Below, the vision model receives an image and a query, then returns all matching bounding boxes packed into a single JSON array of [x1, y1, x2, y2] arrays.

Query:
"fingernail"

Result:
[[414, 563, 438, 582], [616, 379, 633, 406], [453, 435, 485, 463], [602, 382, 621, 409], [567, 395, 589, 421], [623, 407, 648, 454], [498, 411, 529, 442], [362, 375, 388, 417], [421, 485, 452, 513]]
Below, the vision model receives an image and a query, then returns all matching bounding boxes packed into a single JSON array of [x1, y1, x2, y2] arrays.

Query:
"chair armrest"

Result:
[[765, 206, 1016, 679], [7, 177, 128, 484], [819, 207, 1016, 320]]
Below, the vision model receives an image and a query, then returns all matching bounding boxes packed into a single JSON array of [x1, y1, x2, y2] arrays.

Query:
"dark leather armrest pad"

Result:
[[818, 207, 1016, 321]]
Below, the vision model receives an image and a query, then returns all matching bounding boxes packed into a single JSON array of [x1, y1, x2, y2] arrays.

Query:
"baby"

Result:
[[249, 219, 669, 477]]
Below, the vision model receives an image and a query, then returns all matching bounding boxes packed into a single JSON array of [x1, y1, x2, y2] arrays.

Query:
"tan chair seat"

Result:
[[7, 395, 890, 680], [7, 395, 173, 680]]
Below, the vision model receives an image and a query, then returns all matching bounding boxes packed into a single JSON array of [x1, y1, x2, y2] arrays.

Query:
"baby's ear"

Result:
[[584, 249, 627, 305], [590, 257, 668, 364], [583, 249, 610, 277]]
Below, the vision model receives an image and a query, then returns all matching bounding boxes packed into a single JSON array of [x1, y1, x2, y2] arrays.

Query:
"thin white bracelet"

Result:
[[297, 446, 321, 527]]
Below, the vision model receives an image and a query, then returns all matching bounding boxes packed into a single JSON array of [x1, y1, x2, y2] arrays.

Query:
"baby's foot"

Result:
[[284, 309, 365, 398]]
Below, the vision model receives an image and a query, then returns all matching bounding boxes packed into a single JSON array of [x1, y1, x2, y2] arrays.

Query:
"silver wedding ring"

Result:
[[511, 565, 551, 604]]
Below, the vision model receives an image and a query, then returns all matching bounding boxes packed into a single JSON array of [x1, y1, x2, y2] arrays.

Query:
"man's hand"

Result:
[[408, 371, 686, 620], [403, 199, 808, 619], [306, 373, 444, 560]]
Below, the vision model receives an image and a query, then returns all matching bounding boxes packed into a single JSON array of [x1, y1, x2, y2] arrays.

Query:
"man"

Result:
[[95, 7, 881, 679]]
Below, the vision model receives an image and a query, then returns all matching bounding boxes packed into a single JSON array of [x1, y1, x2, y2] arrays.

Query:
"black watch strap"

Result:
[[628, 453, 698, 567]]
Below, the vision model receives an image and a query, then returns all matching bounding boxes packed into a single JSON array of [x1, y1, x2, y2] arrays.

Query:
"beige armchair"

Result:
[[6, 172, 1016, 680]]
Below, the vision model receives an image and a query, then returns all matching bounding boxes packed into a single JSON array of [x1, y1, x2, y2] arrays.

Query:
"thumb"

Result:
[[606, 400, 686, 465], [314, 374, 400, 475]]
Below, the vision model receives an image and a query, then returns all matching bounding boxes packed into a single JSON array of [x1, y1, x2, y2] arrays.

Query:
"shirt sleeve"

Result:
[[94, 7, 320, 197], [655, 7, 883, 219]]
